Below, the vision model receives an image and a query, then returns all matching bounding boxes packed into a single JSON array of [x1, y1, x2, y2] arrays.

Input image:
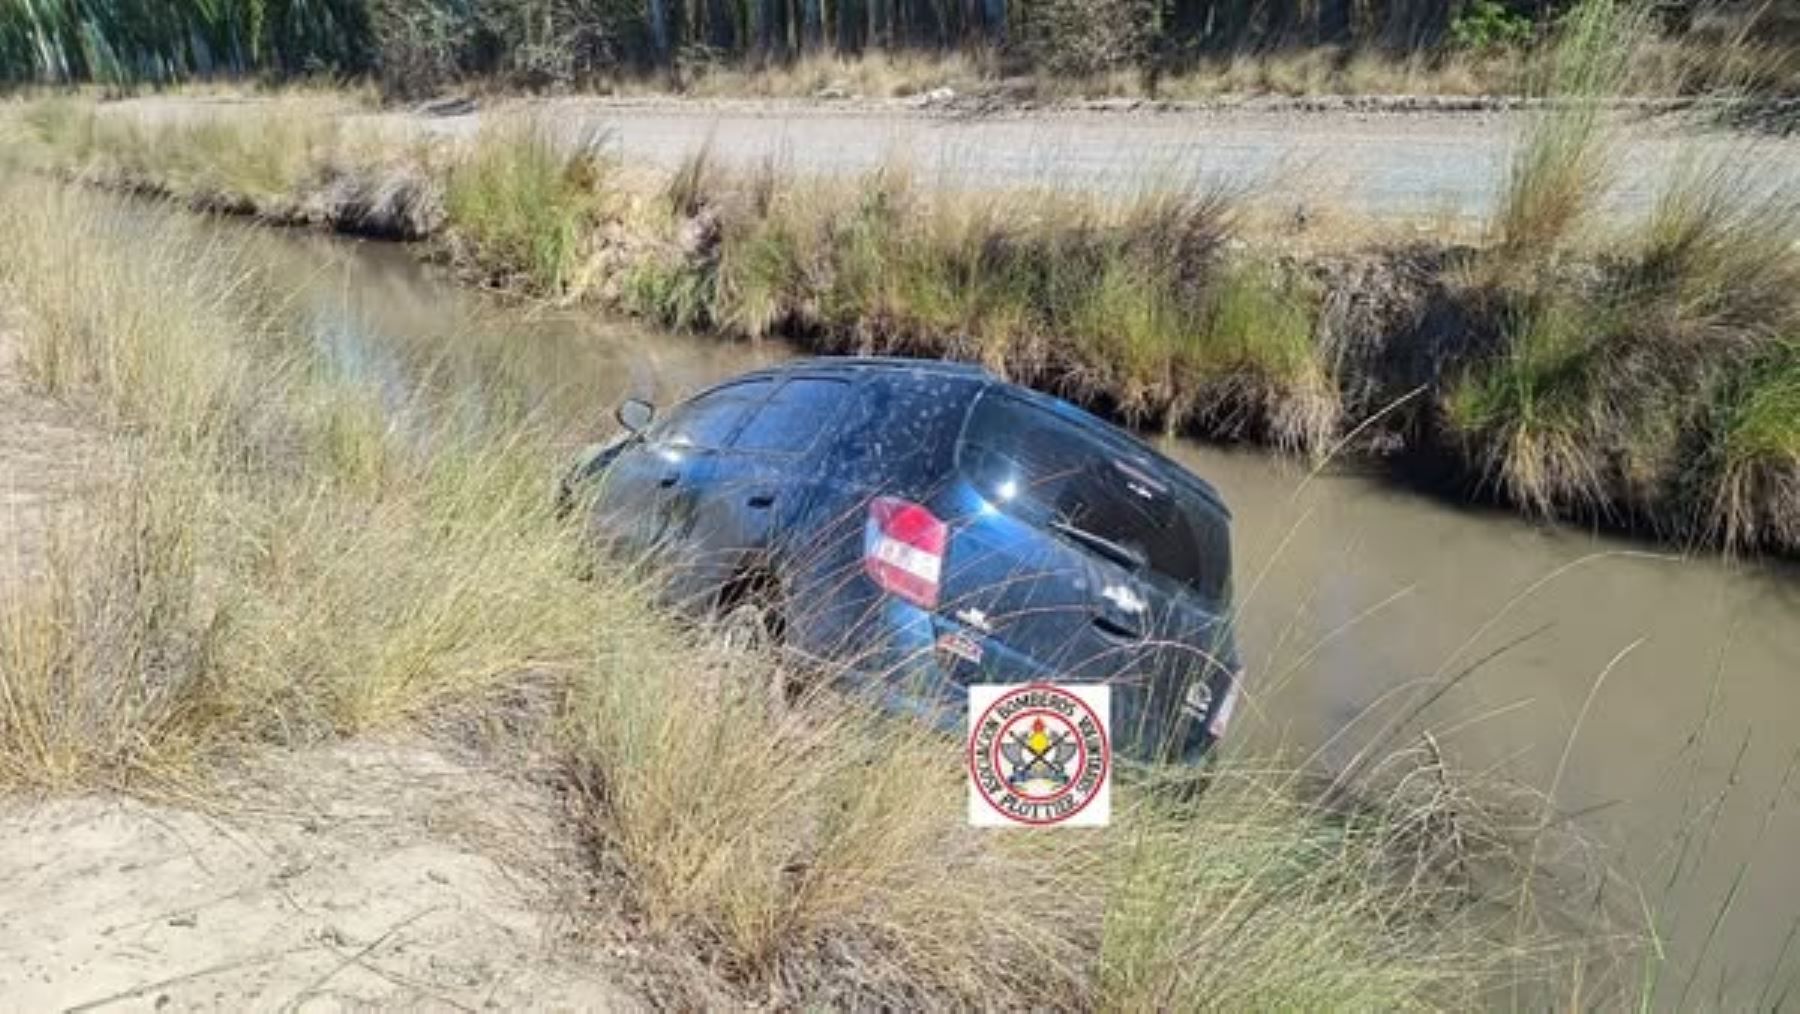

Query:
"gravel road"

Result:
[[114, 93, 1800, 220], [407, 96, 1800, 220]]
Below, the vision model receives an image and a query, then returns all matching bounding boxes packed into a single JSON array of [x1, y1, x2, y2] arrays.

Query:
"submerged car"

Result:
[[562, 357, 1243, 765]]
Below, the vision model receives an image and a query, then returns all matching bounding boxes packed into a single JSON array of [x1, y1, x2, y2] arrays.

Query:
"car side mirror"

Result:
[[616, 398, 655, 434]]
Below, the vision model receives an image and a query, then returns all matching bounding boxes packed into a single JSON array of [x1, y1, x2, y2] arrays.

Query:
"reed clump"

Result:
[[629, 157, 1339, 453]]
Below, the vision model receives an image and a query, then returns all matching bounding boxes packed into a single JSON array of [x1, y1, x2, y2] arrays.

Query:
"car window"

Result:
[[814, 376, 977, 490], [958, 393, 1231, 602], [655, 379, 774, 450], [732, 377, 853, 455]]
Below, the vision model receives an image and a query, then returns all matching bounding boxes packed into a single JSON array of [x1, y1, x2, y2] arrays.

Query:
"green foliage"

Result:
[[1445, 294, 1614, 513], [1699, 341, 1800, 549], [1717, 346, 1800, 469], [1452, 125, 1800, 541], [1024, 0, 1158, 78], [1450, 1, 1535, 53], [0, 0, 371, 84]]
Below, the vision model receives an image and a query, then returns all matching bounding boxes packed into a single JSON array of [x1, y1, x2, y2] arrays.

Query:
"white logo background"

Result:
[[967, 683, 1112, 828]]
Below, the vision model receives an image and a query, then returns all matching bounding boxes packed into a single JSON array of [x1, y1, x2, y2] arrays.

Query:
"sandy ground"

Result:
[[0, 741, 637, 1011]]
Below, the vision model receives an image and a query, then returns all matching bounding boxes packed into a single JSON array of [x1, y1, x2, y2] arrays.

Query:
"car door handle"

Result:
[[745, 491, 777, 509], [658, 471, 680, 488], [1091, 613, 1143, 640]]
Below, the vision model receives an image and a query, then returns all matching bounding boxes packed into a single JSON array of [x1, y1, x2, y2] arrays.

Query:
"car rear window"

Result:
[[958, 393, 1231, 603]]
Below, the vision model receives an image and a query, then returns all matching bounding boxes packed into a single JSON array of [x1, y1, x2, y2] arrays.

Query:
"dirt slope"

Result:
[[0, 741, 635, 1011]]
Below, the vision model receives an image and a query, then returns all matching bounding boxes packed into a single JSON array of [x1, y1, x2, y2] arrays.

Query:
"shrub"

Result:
[[1451, 1, 1536, 54], [1023, 0, 1159, 78]]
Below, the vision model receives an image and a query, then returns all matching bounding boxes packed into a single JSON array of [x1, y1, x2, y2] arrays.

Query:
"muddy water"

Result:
[[268, 228, 1799, 1004]]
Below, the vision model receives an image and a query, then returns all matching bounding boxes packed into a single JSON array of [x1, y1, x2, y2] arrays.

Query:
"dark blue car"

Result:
[[563, 357, 1243, 765]]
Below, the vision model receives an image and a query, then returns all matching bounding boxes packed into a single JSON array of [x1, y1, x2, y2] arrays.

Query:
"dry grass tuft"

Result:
[[1492, 0, 1655, 259], [1701, 342, 1800, 551], [444, 116, 613, 295]]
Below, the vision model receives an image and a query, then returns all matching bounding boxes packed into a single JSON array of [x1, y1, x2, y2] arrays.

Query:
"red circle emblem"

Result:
[[968, 684, 1110, 826]]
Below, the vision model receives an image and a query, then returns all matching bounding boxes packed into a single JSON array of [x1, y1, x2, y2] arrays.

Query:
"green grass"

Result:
[[0, 179, 1598, 1008], [1442, 0, 1800, 542], [443, 117, 611, 296], [1447, 149, 1800, 532], [1445, 294, 1615, 516], [648, 167, 1338, 453], [1701, 342, 1800, 550]]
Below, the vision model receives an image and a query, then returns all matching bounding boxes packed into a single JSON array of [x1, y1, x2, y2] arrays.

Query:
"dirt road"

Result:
[[110, 93, 1800, 219], [397, 96, 1800, 219]]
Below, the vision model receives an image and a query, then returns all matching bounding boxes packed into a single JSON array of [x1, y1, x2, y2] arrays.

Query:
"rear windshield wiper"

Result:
[[1047, 519, 1147, 572]]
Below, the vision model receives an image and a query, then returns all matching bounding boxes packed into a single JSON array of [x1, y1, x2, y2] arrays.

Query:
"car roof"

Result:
[[704, 356, 1230, 519], [762, 356, 994, 380]]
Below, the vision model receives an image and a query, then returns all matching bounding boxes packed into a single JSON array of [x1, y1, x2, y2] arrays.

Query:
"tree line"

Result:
[[0, 0, 1734, 90]]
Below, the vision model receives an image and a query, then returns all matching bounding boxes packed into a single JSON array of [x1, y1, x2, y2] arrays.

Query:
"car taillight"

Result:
[[864, 496, 947, 610]]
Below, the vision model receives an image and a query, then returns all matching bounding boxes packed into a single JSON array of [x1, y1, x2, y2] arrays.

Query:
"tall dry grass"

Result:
[[1448, 148, 1800, 537], [630, 160, 1340, 454], [1443, 0, 1800, 547], [1491, 0, 1656, 259], [0, 181, 1589, 1005], [11, 96, 442, 236], [443, 116, 613, 295], [0, 184, 601, 783]]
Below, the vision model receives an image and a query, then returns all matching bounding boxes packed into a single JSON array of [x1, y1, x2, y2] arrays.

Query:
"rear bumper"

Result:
[[806, 593, 1226, 766]]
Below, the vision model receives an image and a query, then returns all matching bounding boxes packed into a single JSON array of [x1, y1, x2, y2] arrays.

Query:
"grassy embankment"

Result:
[[0, 180, 1609, 1006], [5, 0, 1798, 556]]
